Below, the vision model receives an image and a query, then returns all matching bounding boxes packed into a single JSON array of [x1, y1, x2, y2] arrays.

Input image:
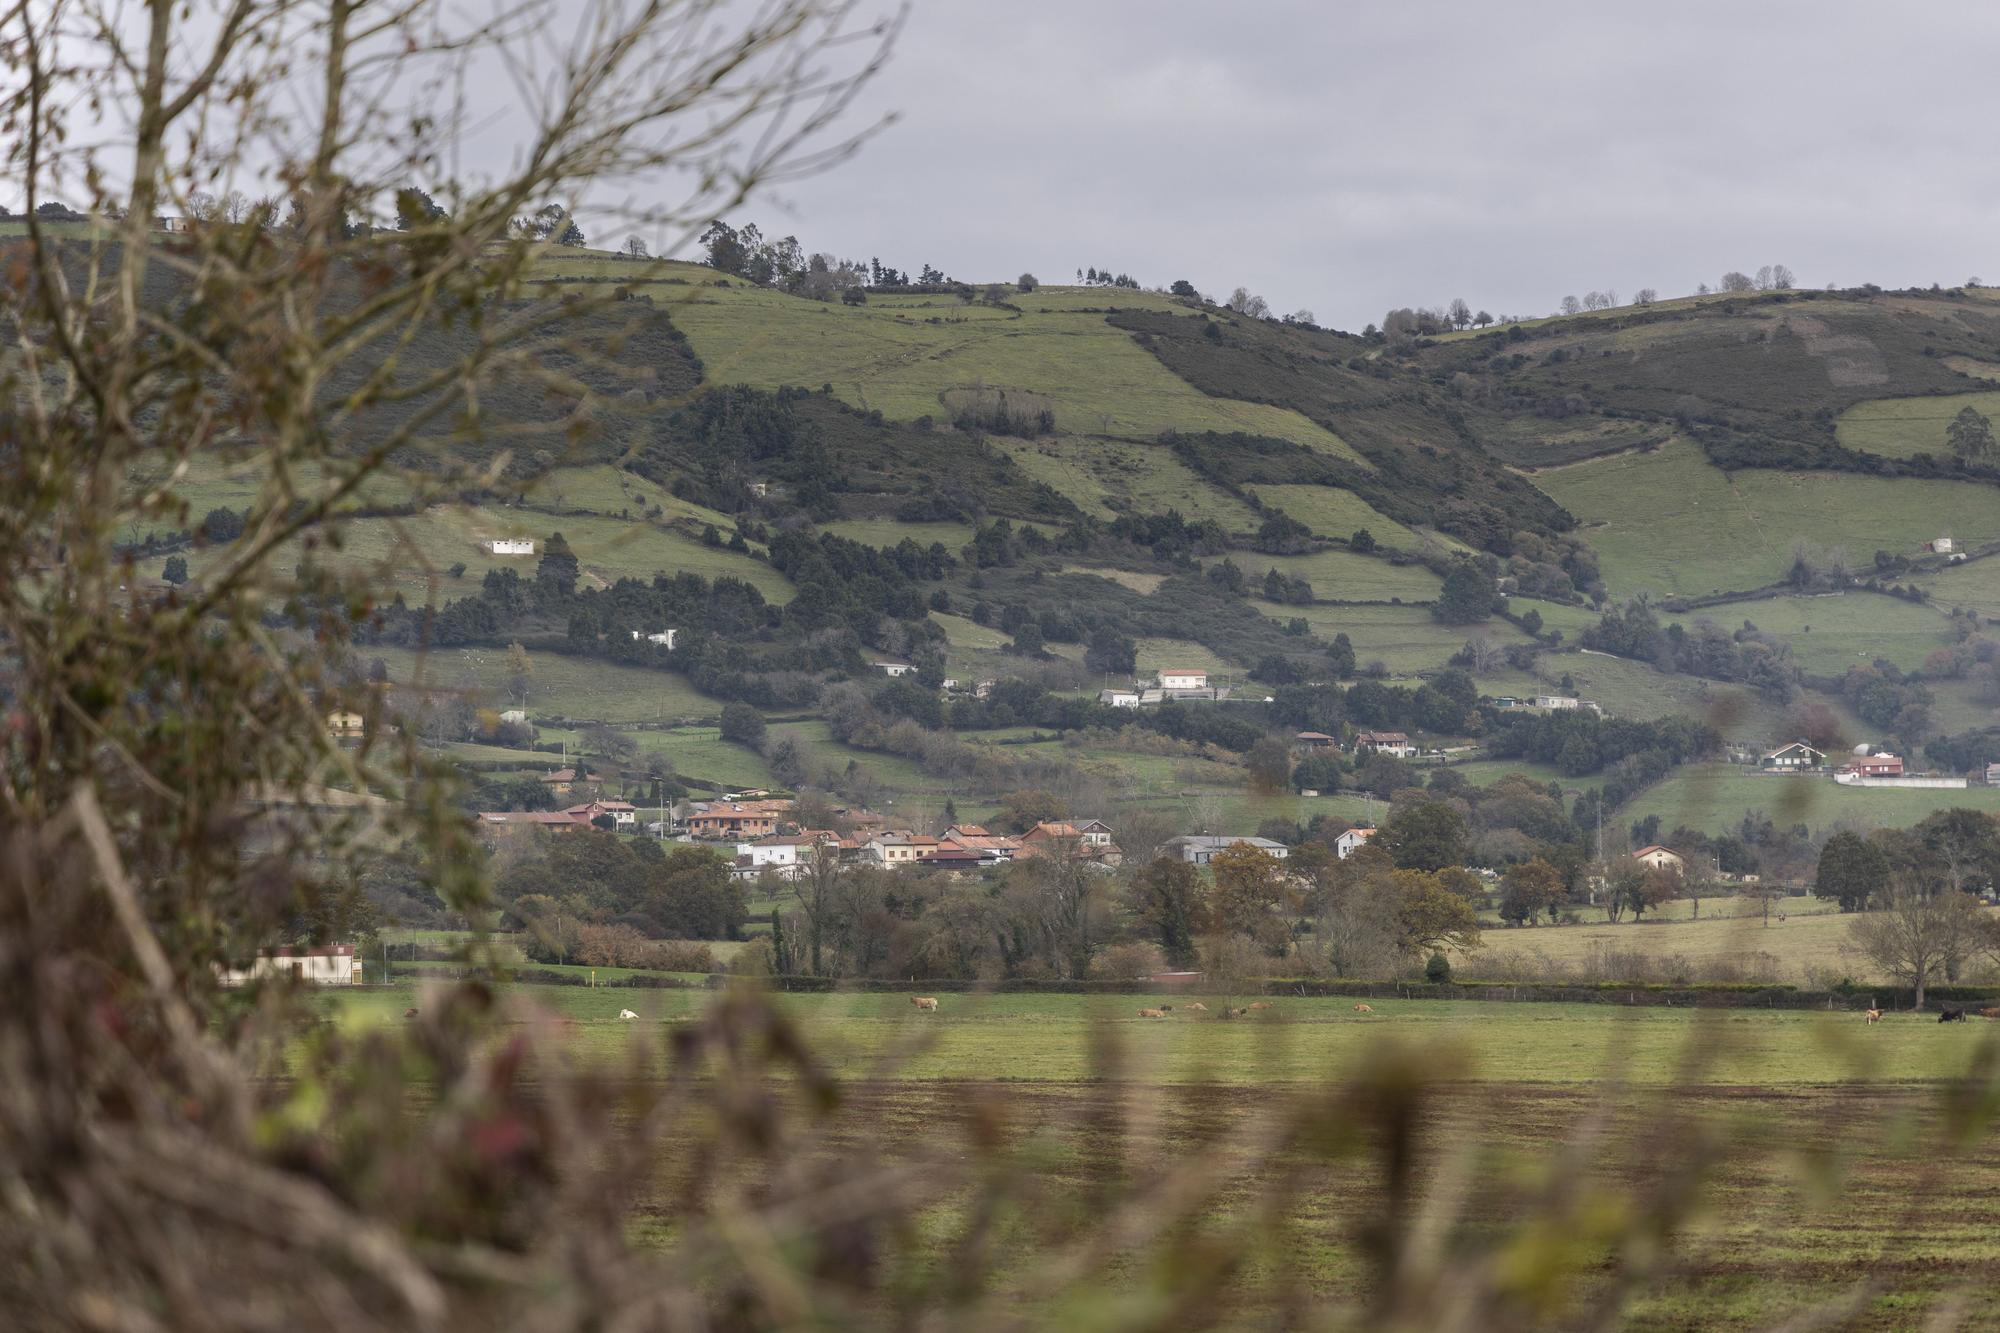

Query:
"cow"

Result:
[[618, 1009, 639, 1021], [1980, 1008, 2000, 1019], [403, 1008, 419, 1019], [1865, 1007, 1882, 1025], [1138, 1008, 1168, 1019], [1248, 1001, 1274, 1011], [1224, 1007, 1250, 1019], [1940, 1005, 1968, 1023], [1185, 1002, 1208, 1013], [1353, 1003, 1374, 1014], [911, 996, 939, 1012]]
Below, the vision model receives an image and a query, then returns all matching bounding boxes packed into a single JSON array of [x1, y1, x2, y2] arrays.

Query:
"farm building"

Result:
[[1097, 688, 1141, 708], [1162, 834, 1290, 865], [1352, 730, 1416, 759], [1159, 669, 1209, 691], [629, 629, 678, 648], [217, 944, 360, 987], [1632, 845, 1686, 874], [1842, 754, 1906, 779], [1294, 731, 1336, 749], [872, 660, 915, 677], [325, 709, 366, 739], [486, 538, 536, 556]]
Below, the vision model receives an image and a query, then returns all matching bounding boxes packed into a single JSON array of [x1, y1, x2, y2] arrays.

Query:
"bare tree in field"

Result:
[[0, 0, 897, 1321], [1447, 297, 1471, 329], [1560, 294, 1582, 315], [1850, 874, 1987, 1009]]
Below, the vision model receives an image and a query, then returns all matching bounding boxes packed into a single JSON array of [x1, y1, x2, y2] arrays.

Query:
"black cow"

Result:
[[1940, 1005, 1968, 1023]]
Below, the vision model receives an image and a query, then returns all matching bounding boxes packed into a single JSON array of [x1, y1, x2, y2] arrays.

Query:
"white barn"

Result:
[[486, 538, 536, 556], [218, 944, 361, 987]]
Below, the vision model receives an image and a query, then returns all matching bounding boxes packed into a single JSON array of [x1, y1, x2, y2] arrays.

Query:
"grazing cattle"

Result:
[[1159, 1004, 1173, 1012], [1940, 1006, 1968, 1023], [1185, 1002, 1208, 1013], [1138, 1008, 1167, 1019], [403, 1008, 418, 1019], [1980, 1008, 2000, 1019], [1225, 1007, 1250, 1019], [1353, 1003, 1374, 1014], [1248, 1001, 1273, 1011], [618, 1009, 639, 1021], [1865, 1007, 1882, 1025], [911, 996, 939, 1012]]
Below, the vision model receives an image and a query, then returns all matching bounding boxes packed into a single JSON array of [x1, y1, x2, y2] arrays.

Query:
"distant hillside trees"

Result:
[[1169, 279, 1198, 298], [1017, 272, 1038, 291], [1719, 271, 1755, 293], [1948, 406, 1996, 462], [1431, 560, 1497, 625], [1226, 287, 1270, 318]]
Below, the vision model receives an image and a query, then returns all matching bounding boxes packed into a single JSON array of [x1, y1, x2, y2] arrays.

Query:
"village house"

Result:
[[685, 798, 794, 840], [940, 824, 1024, 860], [1927, 535, 1955, 554], [1352, 730, 1417, 759], [629, 629, 678, 648], [871, 660, 916, 677], [733, 830, 844, 881], [1632, 845, 1686, 874], [1988, 762, 2000, 787], [866, 831, 942, 866], [1842, 753, 1906, 779], [485, 538, 536, 556], [538, 767, 596, 797], [916, 843, 1010, 871], [1158, 668, 1209, 692], [475, 809, 584, 834], [1294, 731, 1336, 749], [566, 800, 638, 829], [1534, 694, 1583, 711], [1097, 688, 1141, 708], [1334, 827, 1377, 859], [326, 709, 366, 739], [499, 708, 529, 726], [1161, 834, 1290, 866], [1761, 740, 1825, 771], [1016, 820, 1123, 866], [217, 944, 361, 988]]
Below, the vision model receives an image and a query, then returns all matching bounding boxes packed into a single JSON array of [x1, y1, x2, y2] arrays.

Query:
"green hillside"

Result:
[[126, 241, 2000, 844]]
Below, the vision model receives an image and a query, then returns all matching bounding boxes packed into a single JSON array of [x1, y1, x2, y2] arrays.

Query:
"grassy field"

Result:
[[1533, 439, 2000, 599], [364, 643, 723, 723], [183, 504, 793, 602], [590, 271, 1364, 458], [1837, 389, 2000, 460], [819, 518, 980, 551], [1131, 637, 1238, 678], [1913, 556, 2000, 620], [1541, 651, 1805, 741], [1244, 483, 1466, 554], [1252, 602, 1533, 675], [1239, 549, 1444, 603], [1621, 763, 2000, 838], [1661, 591, 1960, 674], [995, 437, 1261, 529], [1466, 902, 1865, 986]]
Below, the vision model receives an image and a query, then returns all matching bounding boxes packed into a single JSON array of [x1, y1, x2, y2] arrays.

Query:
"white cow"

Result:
[[618, 1008, 639, 1020]]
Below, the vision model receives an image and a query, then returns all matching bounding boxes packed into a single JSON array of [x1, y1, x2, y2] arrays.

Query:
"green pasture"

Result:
[[1240, 549, 1443, 604], [1505, 596, 1602, 639], [819, 518, 979, 551], [180, 504, 792, 602], [1912, 556, 2000, 620], [1533, 438, 2000, 599], [1620, 763, 2000, 838], [1467, 902, 1865, 987], [1131, 637, 1238, 678], [1661, 592, 1959, 674], [1253, 602, 1533, 675], [611, 277, 1363, 459], [1442, 759, 1599, 791], [326, 985, 1986, 1087], [1544, 651, 1805, 740], [1244, 483, 1449, 550], [994, 437, 1260, 529], [515, 464, 740, 531], [363, 643, 722, 723], [1836, 389, 2000, 460]]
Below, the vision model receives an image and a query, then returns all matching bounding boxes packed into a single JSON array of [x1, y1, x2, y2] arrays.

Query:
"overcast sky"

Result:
[[736, 0, 2000, 329]]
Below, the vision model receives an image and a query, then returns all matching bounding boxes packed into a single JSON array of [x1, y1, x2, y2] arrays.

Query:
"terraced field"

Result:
[[1620, 763, 2000, 838], [1837, 389, 2000, 459], [1661, 592, 1960, 674], [1238, 549, 1443, 603]]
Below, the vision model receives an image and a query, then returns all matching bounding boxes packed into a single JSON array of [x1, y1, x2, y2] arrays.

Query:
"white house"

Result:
[[1159, 669, 1209, 691], [486, 538, 536, 556], [866, 831, 940, 865], [735, 832, 835, 879], [499, 708, 528, 726], [1534, 694, 1582, 711], [1161, 834, 1290, 866], [1097, 688, 1140, 708], [872, 660, 916, 678], [217, 944, 360, 987], [1761, 740, 1824, 770], [1353, 730, 1417, 759], [1929, 535, 1956, 554], [1632, 845, 1685, 874], [1334, 827, 1377, 859], [629, 629, 678, 649]]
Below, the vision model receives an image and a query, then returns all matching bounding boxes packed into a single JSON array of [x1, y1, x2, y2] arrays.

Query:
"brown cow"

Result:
[[1138, 1008, 1168, 1019], [403, 1007, 419, 1019], [1865, 1007, 1882, 1025], [911, 996, 939, 1012], [1185, 1002, 1208, 1013], [1353, 1003, 1374, 1014], [1248, 1001, 1274, 1011]]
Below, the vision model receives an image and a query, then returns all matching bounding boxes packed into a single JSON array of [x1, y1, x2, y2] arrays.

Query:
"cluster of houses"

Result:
[[1759, 740, 1988, 790], [1491, 694, 1601, 714], [730, 819, 1123, 880]]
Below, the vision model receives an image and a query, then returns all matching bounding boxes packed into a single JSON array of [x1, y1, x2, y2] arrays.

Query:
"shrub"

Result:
[[1090, 941, 1167, 981], [1425, 952, 1452, 984]]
